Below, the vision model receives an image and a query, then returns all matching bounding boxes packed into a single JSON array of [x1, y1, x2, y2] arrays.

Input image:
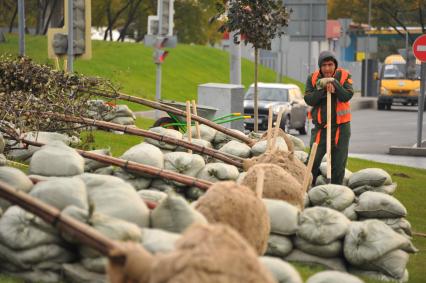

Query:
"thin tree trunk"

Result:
[[254, 47, 259, 133], [42, 0, 59, 35], [118, 0, 143, 42], [8, 4, 17, 33], [39, 0, 49, 35]]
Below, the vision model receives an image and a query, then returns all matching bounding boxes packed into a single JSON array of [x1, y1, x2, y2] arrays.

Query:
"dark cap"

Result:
[[318, 51, 338, 68]]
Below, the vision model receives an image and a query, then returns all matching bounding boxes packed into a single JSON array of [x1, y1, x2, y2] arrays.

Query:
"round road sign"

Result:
[[413, 34, 426, 62]]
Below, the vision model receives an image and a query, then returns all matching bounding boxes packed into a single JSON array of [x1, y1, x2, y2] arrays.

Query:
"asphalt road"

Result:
[[294, 105, 426, 168]]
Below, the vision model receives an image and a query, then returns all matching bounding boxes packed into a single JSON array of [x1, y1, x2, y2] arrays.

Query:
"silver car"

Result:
[[243, 83, 309, 135]]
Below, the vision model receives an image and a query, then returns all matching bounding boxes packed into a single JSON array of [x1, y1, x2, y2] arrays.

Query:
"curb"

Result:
[[389, 146, 426, 157]]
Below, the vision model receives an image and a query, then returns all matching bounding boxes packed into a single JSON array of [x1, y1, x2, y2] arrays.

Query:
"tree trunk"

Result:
[[42, 0, 59, 35], [254, 47, 259, 133], [118, 0, 143, 42], [35, 0, 41, 34], [8, 4, 17, 33]]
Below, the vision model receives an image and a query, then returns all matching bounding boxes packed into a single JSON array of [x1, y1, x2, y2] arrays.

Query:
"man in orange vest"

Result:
[[304, 51, 353, 185]]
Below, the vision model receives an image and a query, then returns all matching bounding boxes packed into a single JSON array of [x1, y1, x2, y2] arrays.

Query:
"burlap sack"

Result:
[[241, 164, 304, 210], [343, 220, 417, 266], [259, 256, 303, 283], [149, 223, 276, 283], [195, 181, 270, 255], [0, 166, 33, 210], [219, 140, 251, 158], [293, 236, 342, 258], [297, 207, 350, 245], [29, 141, 84, 177], [243, 151, 307, 185], [306, 271, 364, 283], [308, 184, 355, 211], [151, 193, 207, 233], [266, 234, 294, 258]]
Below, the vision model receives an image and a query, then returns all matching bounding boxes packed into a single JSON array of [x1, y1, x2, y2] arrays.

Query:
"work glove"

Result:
[[107, 241, 153, 283], [316, 78, 335, 90]]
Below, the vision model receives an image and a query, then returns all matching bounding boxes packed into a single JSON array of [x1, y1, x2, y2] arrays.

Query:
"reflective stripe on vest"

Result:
[[308, 68, 352, 125]]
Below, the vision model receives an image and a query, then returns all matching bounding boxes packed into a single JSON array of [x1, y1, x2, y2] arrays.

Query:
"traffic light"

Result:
[[47, 0, 92, 59], [406, 48, 417, 80], [158, 0, 174, 36]]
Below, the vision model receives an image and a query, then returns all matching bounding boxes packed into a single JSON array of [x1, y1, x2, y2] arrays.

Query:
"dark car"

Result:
[[243, 83, 309, 135]]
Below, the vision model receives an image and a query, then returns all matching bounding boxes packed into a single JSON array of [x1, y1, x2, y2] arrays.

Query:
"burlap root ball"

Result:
[[107, 241, 154, 283], [260, 127, 295, 152], [149, 223, 276, 283], [244, 150, 307, 186], [241, 164, 304, 210], [194, 181, 270, 255]]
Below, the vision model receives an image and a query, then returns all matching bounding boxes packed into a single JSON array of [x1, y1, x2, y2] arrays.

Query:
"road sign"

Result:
[[357, 37, 378, 53], [413, 34, 426, 62], [283, 0, 327, 41]]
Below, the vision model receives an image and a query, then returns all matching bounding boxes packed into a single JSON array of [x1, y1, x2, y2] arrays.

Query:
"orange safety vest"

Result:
[[308, 68, 352, 145]]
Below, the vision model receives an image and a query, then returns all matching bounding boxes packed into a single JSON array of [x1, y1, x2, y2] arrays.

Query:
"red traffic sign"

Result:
[[413, 34, 426, 62]]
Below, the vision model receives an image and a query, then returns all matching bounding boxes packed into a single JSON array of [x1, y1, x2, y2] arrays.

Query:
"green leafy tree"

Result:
[[212, 0, 290, 132]]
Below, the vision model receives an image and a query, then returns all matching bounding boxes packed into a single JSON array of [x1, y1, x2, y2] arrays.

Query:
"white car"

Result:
[[243, 83, 309, 134]]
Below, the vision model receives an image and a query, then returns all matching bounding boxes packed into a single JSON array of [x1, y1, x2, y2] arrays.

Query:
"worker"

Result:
[[304, 51, 354, 185]]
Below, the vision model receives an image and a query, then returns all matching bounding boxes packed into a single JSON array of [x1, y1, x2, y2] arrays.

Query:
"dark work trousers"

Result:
[[308, 122, 351, 185]]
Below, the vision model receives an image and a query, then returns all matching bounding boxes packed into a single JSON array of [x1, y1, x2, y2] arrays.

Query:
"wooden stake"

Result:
[[186, 101, 192, 154], [191, 100, 201, 139], [54, 57, 60, 70], [63, 58, 67, 72], [326, 90, 332, 183], [271, 109, 285, 153], [266, 106, 273, 152], [302, 142, 318, 193]]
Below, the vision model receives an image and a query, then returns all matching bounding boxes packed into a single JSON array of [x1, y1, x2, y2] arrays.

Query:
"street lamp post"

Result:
[[364, 0, 372, 97]]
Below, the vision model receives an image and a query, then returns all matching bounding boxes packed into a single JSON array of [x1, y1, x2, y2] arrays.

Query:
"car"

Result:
[[243, 83, 309, 134]]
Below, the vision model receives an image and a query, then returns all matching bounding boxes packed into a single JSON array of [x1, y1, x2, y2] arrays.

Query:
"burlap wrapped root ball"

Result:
[[107, 241, 154, 283], [149, 223, 276, 283], [241, 164, 304, 210], [260, 127, 295, 152], [194, 181, 270, 255], [244, 149, 307, 186]]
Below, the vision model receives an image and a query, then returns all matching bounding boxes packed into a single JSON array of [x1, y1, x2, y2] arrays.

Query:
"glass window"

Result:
[[245, 88, 289, 101], [382, 63, 421, 79]]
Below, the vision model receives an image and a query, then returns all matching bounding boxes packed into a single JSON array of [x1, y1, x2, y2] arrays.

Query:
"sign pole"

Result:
[[413, 35, 426, 148], [417, 62, 425, 148], [18, 0, 25, 56]]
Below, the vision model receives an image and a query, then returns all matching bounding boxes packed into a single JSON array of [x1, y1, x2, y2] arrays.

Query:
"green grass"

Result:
[[0, 34, 304, 112]]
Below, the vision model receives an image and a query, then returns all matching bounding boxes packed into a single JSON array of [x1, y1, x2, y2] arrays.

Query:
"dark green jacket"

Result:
[[304, 69, 354, 128]]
